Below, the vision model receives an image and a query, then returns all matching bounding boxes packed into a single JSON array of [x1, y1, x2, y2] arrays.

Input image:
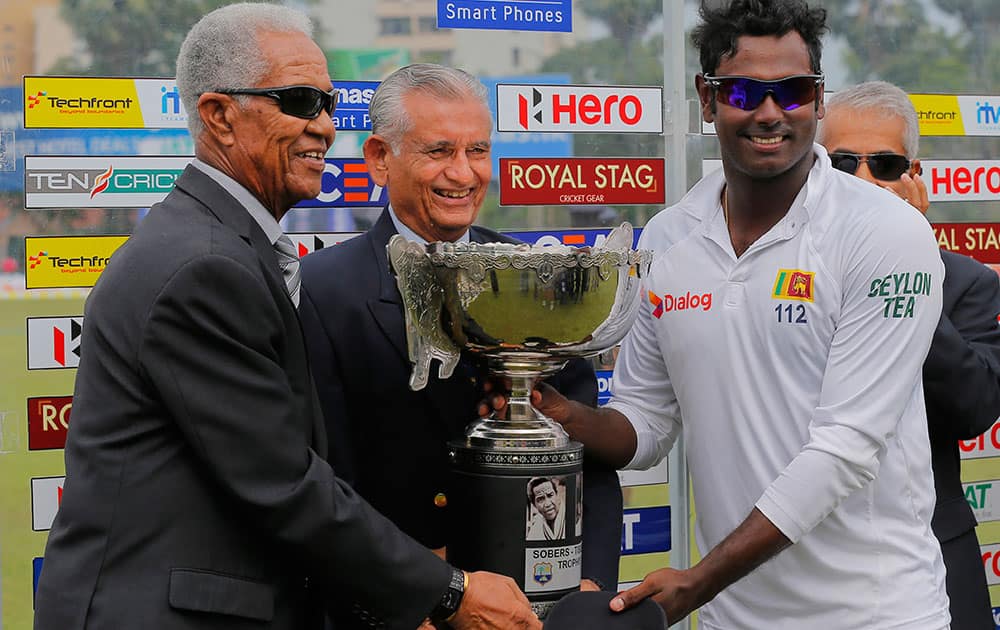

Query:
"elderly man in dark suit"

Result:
[[33, 6, 539, 630], [820, 80, 1000, 630], [298, 64, 623, 609]]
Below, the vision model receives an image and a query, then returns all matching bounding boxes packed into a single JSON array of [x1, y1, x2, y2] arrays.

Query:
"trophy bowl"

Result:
[[388, 222, 652, 449], [388, 221, 651, 616]]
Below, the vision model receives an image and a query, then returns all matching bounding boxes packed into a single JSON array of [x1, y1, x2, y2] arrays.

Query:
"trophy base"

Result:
[[447, 440, 584, 619]]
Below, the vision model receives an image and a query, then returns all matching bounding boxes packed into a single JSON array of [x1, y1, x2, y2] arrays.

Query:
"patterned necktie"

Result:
[[274, 234, 301, 307]]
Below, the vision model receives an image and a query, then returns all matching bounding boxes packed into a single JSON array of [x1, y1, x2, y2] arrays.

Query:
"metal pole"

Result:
[[662, 0, 691, 628]]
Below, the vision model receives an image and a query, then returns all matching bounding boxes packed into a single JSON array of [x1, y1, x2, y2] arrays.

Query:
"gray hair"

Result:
[[176, 2, 315, 138], [369, 63, 489, 152], [819, 81, 920, 159]]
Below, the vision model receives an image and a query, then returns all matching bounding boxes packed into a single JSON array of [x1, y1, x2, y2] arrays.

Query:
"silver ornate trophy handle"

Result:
[[387, 235, 461, 390]]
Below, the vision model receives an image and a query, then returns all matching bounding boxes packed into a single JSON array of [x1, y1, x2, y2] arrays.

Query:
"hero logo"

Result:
[[31, 476, 65, 531], [27, 316, 83, 369], [499, 84, 663, 134], [650, 290, 713, 318]]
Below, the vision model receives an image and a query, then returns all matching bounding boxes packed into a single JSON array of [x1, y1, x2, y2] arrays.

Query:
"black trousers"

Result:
[[942, 528, 994, 629]]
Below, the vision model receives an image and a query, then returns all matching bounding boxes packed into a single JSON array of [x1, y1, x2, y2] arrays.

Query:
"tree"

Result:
[[49, 0, 270, 76]]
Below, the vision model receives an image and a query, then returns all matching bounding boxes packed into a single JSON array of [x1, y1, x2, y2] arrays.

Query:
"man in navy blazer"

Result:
[[34, 8, 538, 630], [821, 81, 1000, 629], [299, 64, 623, 610]]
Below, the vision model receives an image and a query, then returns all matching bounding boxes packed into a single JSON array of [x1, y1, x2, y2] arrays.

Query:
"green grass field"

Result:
[[1, 293, 85, 630]]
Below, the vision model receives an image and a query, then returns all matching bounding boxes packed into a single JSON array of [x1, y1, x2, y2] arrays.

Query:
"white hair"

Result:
[[176, 2, 314, 138], [369, 63, 489, 152], [819, 81, 920, 159]]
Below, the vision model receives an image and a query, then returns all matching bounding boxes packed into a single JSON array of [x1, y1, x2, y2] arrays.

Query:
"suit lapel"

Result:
[[366, 209, 410, 364], [172, 166, 325, 451]]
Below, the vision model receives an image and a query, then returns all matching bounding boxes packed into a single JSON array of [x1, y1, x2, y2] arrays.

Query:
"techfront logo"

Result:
[[28, 251, 48, 269], [497, 83, 663, 133], [24, 235, 127, 289], [27, 91, 47, 109]]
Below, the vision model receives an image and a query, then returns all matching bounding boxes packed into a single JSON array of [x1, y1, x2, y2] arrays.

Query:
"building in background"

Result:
[[312, 0, 588, 77], [0, 0, 78, 86]]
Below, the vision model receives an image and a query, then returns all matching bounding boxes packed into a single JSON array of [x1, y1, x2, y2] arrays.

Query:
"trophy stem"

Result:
[[464, 374, 571, 449]]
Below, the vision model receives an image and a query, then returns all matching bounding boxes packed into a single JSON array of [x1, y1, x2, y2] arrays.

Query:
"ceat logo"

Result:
[[89, 166, 114, 198], [28, 251, 48, 269], [27, 91, 47, 108], [295, 158, 387, 208]]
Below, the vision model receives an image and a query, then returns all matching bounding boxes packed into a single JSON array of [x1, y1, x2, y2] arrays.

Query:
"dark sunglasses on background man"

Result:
[[703, 74, 824, 111], [214, 85, 338, 119], [828, 152, 914, 181]]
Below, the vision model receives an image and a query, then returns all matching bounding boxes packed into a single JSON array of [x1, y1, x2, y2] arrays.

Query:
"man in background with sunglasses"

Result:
[[34, 5, 540, 630], [527, 0, 950, 627], [820, 81, 1000, 630]]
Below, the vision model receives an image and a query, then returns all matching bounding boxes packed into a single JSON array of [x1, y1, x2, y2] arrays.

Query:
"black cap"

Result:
[[544, 590, 667, 630]]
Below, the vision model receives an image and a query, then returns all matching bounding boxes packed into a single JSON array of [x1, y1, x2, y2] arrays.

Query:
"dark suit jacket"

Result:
[[34, 167, 449, 630], [924, 250, 1000, 618], [299, 209, 623, 592]]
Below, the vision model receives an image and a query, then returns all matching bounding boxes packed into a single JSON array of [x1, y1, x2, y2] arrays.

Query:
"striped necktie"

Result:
[[274, 234, 301, 308]]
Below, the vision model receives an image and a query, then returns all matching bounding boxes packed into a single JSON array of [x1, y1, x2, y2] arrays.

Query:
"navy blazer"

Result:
[[300, 209, 623, 592], [34, 168, 449, 630], [924, 249, 1000, 627]]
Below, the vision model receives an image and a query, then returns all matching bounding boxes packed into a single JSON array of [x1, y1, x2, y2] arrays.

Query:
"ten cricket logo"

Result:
[[25, 162, 183, 207]]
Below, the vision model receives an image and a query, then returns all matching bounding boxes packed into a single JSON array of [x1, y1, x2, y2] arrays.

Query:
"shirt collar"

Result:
[[387, 204, 470, 245], [191, 158, 283, 246]]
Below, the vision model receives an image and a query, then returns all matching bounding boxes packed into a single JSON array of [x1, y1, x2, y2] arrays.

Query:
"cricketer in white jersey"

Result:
[[606, 144, 949, 629]]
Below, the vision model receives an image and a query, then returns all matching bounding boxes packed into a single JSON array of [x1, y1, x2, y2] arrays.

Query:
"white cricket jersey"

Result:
[[607, 145, 950, 629]]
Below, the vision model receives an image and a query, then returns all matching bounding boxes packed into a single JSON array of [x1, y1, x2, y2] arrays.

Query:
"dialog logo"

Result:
[[772, 269, 815, 302], [27, 396, 73, 450], [650, 291, 713, 316], [497, 84, 663, 133], [27, 316, 83, 370], [499, 157, 665, 206], [31, 476, 65, 531]]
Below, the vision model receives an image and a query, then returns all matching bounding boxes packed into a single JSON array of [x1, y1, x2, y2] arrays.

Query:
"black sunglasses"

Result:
[[829, 152, 912, 181], [216, 85, 338, 119], [704, 74, 824, 111]]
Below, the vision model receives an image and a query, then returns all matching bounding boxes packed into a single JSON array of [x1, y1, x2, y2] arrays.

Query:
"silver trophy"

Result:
[[388, 222, 651, 616]]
